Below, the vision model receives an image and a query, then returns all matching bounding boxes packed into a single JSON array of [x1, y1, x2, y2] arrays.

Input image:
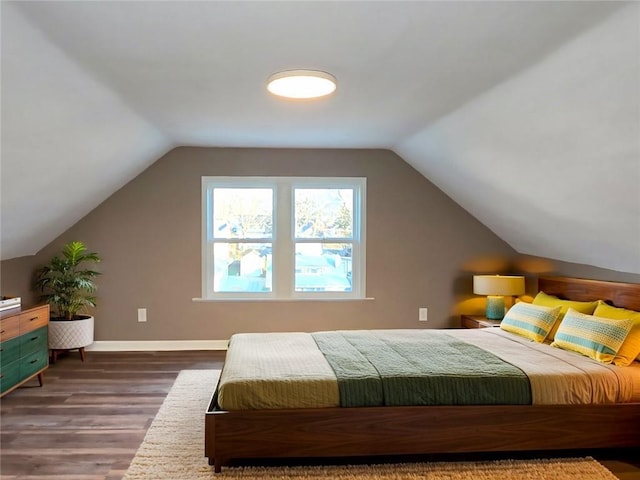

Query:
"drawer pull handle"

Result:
[[0, 374, 3, 379], [30, 317, 39, 321], [30, 359, 39, 364], [30, 336, 39, 341], [0, 330, 5, 334]]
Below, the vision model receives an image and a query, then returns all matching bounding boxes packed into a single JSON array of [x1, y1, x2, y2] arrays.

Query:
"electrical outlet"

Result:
[[138, 308, 147, 323], [419, 307, 428, 322]]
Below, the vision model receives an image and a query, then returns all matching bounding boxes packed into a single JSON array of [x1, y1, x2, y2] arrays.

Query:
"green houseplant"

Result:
[[35, 241, 101, 320], [34, 241, 101, 362]]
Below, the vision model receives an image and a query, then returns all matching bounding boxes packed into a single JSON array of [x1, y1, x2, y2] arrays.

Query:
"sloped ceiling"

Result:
[[1, 1, 638, 274]]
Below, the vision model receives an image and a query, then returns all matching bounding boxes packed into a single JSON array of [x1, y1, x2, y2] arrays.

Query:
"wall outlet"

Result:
[[137, 308, 147, 323], [419, 307, 428, 322]]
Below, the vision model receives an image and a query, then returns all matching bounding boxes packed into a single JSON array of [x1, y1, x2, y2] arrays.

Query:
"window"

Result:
[[202, 177, 366, 299]]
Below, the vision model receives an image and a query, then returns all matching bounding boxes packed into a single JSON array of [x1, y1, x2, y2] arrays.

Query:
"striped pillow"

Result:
[[532, 291, 598, 341], [500, 303, 561, 342], [551, 308, 634, 364], [593, 301, 640, 366]]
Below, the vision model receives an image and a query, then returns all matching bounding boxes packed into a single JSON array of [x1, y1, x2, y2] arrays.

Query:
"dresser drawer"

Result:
[[19, 326, 48, 357], [21, 350, 48, 380], [0, 317, 20, 342], [19, 307, 49, 333], [0, 335, 22, 365], [0, 359, 21, 394], [0, 305, 49, 398]]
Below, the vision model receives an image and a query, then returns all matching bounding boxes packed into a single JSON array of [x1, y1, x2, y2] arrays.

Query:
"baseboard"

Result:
[[86, 340, 228, 352]]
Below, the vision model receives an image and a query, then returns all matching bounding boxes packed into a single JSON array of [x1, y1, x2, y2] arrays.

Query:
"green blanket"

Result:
[[311, 330, 531, 407]]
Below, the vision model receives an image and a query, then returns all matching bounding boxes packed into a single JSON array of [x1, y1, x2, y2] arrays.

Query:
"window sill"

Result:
[[192, 297, 375, 303]]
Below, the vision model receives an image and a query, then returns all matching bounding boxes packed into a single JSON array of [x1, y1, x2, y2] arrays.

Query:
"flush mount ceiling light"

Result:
[[267, 69, 337, 99]]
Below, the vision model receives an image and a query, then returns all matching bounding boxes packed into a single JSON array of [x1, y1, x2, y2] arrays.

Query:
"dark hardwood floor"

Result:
[[1, 350, 638, 480], [0, 350, 224, 480]]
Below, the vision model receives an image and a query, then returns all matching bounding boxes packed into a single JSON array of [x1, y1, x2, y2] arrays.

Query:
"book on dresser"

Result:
[[0, 304, 50, 397]]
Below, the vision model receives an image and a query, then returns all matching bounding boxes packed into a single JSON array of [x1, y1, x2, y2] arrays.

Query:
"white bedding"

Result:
[[218, 332, 340, 410], [217, 328, 640, 410], [447, 328, 640, 404]]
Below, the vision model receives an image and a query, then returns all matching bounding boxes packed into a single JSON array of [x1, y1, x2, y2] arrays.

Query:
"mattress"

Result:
[[217, 328, 640, 410]]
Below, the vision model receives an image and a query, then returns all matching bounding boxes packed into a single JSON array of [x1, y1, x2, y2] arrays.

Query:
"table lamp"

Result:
[[473, 275, 525, 320]]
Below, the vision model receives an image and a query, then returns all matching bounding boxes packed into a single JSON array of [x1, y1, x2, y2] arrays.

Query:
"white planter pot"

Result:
[[48, 316, 94, 350]]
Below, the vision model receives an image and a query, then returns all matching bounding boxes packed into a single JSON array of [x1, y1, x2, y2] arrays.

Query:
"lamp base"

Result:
[[485, 296, 506, 320]]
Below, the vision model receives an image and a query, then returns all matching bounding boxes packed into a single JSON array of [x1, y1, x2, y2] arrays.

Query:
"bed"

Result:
[[205, 276, 640, 472]]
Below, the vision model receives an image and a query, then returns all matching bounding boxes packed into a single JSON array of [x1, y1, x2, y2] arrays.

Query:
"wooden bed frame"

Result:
[[205, 276, 640, 472]]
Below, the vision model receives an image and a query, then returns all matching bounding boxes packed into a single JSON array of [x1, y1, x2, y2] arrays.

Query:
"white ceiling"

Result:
[[2, 1, 639, 274]]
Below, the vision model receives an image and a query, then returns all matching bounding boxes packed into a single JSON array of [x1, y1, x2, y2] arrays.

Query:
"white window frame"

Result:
[[201, 176, 366, 300]]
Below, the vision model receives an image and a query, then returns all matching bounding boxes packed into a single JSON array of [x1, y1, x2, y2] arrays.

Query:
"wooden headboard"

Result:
[[538, 276, 640, 311]]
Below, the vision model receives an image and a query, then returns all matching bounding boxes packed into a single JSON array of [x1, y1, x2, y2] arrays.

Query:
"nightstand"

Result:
[[461, 314, 502, 329]]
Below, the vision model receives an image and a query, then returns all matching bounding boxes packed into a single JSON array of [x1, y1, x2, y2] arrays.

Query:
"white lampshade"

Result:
[[267, 70, 337, 99], [473, 275, 525, 296]]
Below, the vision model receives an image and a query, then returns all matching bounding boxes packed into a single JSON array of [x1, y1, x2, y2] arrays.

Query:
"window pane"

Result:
[[294, 243, 352, 292], [213, 243, 272, 292], [294, 188, 353, 239], [213, 188, 272, 239]]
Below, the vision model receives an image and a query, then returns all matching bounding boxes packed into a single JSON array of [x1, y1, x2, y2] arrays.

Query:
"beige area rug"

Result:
[[123, 370, 618, 480]]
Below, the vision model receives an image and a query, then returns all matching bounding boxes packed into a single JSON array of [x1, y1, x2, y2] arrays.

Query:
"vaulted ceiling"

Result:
[[2, 1, 638, 274]]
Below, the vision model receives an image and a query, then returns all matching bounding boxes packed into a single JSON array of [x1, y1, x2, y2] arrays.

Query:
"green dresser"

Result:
[[0, 304, 50, 397]]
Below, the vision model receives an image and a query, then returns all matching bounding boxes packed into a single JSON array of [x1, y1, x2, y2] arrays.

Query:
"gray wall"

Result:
[[2, 147, 638, 341]]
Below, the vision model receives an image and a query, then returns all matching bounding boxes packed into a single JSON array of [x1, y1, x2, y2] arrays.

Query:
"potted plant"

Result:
[[34, 241, 101, 362]]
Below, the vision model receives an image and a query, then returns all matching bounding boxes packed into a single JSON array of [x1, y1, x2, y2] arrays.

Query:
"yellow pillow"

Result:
[[532, 291, 598, 341], [593, 301, 640, 366], [551, 308, 633, 364], [500, 303, 562, 342]]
